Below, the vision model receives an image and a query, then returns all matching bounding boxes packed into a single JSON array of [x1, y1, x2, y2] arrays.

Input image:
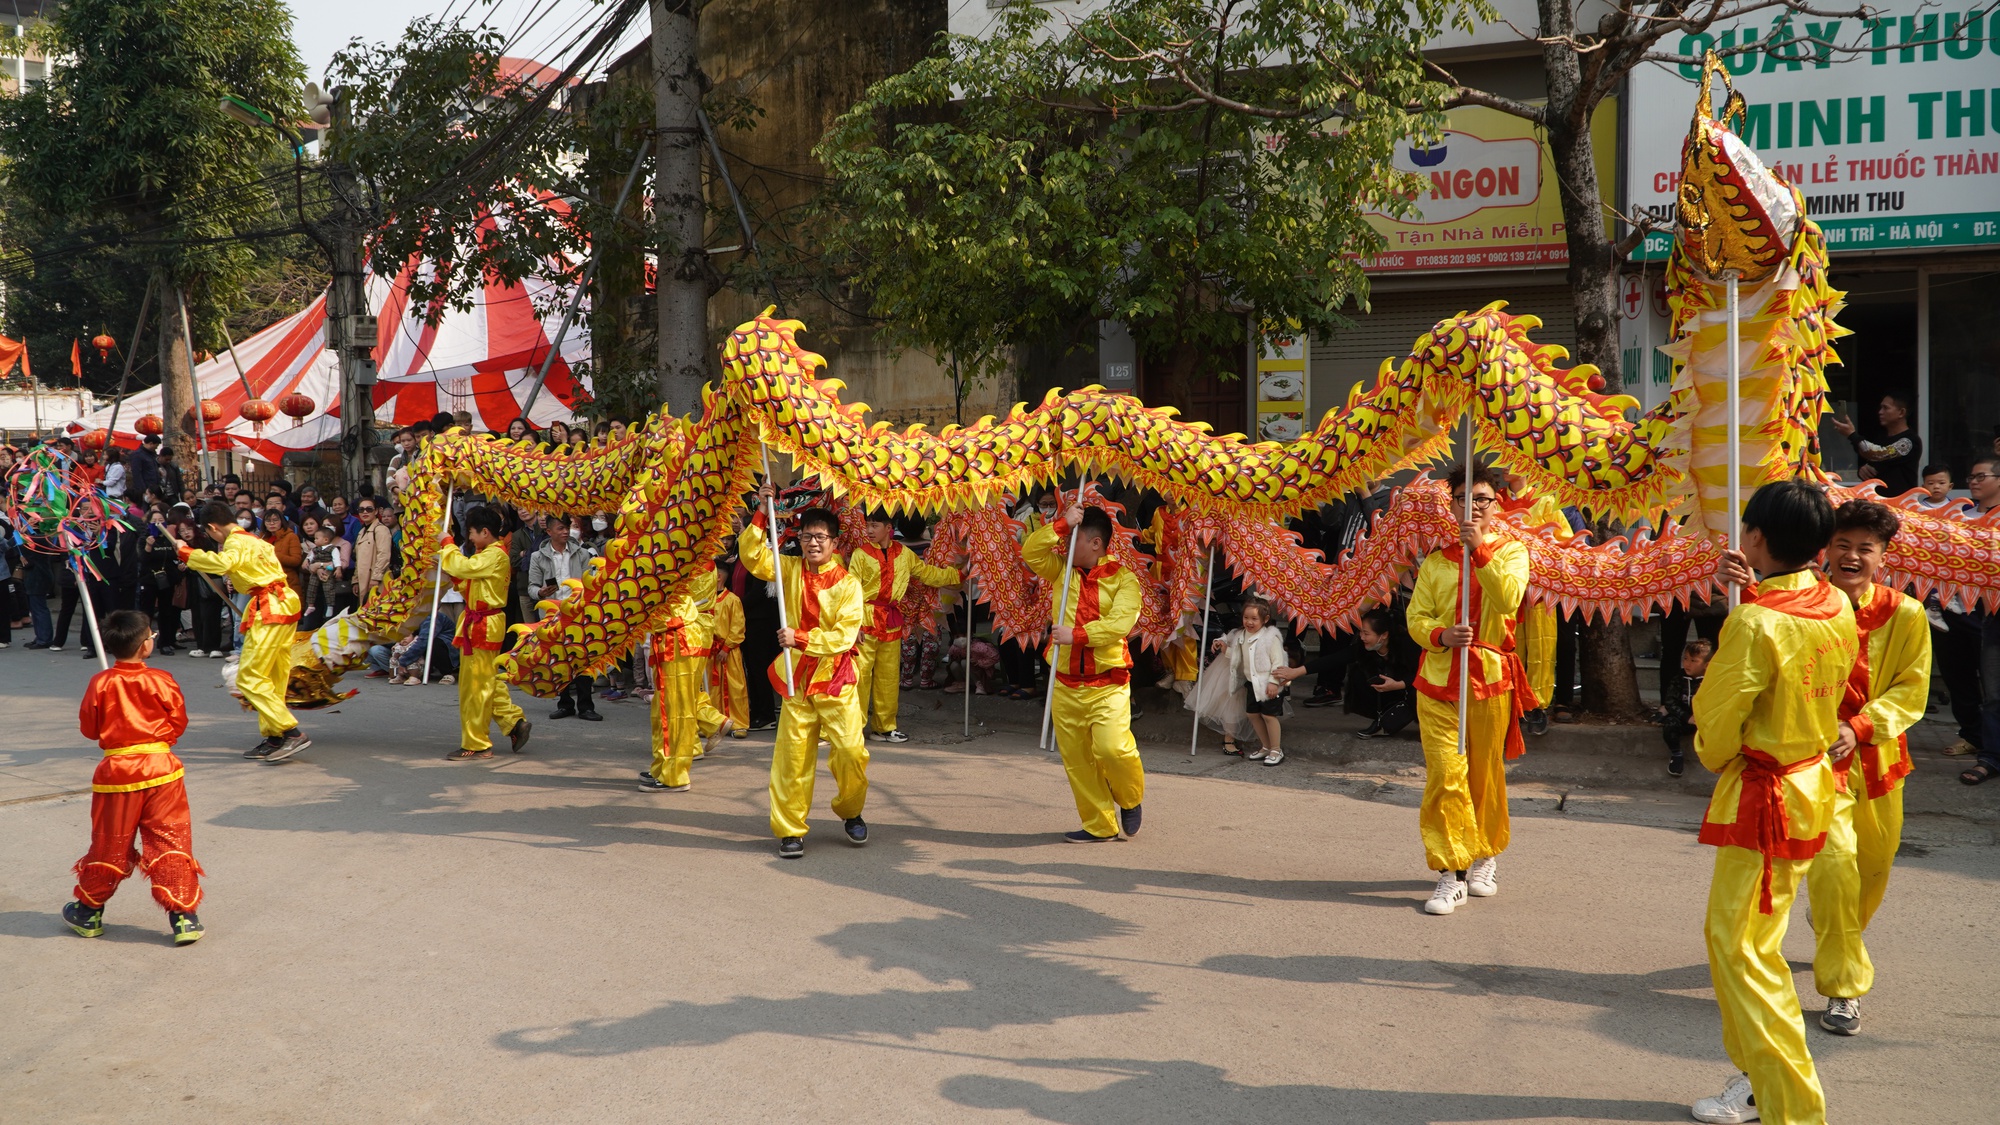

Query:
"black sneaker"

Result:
[[1668, 750, 1686, 778], [638, 775, 689, 792], [1820, 997, 1860, 1035], [1064, 829, 1117, 843], [1119, 804, 1142, 838], [549, 705, 577, 720], [245, 735, 281, 760], [778, 836, 804, 859], [263, 729, 311, 762], [509, 719, 533, 754], [844, 817, 868, 844], [1302, 691, 1342, 708], [63, 900, 104, 938], [577, 708, 603, 722], [24, 640, 49, 650], [167, 911, 204, 946], [750, 719, 779, 732], [81, 649, 97, 660]]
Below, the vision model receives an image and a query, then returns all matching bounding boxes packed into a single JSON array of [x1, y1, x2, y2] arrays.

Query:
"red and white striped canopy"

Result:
[[69, 267, 591, 464]]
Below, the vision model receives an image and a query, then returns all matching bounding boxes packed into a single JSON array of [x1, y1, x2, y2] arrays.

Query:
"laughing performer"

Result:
[[847, 510, 962, 743]]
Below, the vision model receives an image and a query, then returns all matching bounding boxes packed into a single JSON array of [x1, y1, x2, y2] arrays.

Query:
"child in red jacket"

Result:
[[63, 609, 205, 945]]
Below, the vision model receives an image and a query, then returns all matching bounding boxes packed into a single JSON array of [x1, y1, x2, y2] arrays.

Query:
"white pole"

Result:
[[74, 559, 109, 672], [1725, 270, 1742, 609], [1190, 540, 1216, 756], [761, 443, 794, 694], [962, 573, 975, 738], [1038, 484, 1087, 752], [421, 483, 454, 685], [1456, 412, 1474, 758]]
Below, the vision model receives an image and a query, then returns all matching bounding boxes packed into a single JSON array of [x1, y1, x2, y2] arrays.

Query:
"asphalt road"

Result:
[[3, 647, 1995, 1124]]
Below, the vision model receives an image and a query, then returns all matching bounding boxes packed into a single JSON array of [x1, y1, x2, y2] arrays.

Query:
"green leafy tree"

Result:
[[816, 0, 1482, 412], [0, 0, 303, 456]]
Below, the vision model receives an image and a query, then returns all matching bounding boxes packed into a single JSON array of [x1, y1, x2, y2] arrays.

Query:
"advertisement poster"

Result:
[[1362, 102, 1617, 272], [1255, 333, 1307, 443], [1627, 5, 2000, 259]]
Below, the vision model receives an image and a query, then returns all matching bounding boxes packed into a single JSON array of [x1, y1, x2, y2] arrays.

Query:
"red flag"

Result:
[[0, 335, 22, 378], [70, 338, 82, 378]]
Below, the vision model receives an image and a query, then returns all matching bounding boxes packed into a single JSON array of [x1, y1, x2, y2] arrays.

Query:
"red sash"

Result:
[[1698, 748, 1828, 914], [859, 544, 907, 642], [1413, 545, 1537, 757], [1836, 585, 1913, 799], [240, 580, 299, 634], [1050, 558, 1130, 690], [454, 601, 503, 653]]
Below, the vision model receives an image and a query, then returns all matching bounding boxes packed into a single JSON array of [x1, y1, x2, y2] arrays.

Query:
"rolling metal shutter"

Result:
[[1308, 285, 1578, 412]]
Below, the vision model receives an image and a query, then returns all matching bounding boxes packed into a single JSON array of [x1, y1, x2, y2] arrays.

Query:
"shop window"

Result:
[[1930, 271, 2000, 477], [1822, 271, 1918, 475]]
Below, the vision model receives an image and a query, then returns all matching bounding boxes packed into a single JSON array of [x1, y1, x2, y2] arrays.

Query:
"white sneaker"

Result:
[[1691, 1074, 1758, 1123], [187, 649, 208, 658], [1423, 871, 1467, 915], [1466, 856, 1499, 897], [439, 674, 456, 685], [211, 650, 227, 659]]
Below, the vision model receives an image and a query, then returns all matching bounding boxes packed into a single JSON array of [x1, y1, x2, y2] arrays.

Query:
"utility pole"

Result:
[[299, 86, 378, 495], [652, 0, 708, 417]]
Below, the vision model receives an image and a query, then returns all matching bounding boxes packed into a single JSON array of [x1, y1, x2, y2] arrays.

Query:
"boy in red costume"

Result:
[[63, 610, 206, 945]]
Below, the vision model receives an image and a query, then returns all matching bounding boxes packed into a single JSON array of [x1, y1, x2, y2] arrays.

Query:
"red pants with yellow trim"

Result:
[[769, 684, 867, 838], [649, 653, 728, 788], [1707, 846, 1825, 1125], [1806, 781, 1904, 999], [709, 647, 749, 729], [1050, 681, 1145, 838], [73, 774, 202, 914], [1416, 692, 1512, 872], [854, 636, 903, 734]]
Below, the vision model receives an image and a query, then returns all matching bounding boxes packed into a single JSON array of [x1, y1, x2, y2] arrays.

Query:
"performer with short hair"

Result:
[[1024, 502, 1145, 843], [742, 484, 868, 858], [1805, 499, 1928, 1037], [640, 561, 733, 792], [1407, 463, 1534, 915], [63, 609, 206, 945], [847, 510, 962, 743], [1690, 479, 1858, 1125], [179, 499, 309, 762], [438, 505, 531, 762]]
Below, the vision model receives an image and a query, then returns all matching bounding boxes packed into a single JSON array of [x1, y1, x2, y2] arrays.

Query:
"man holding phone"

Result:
[[527, 517, 599, 721]]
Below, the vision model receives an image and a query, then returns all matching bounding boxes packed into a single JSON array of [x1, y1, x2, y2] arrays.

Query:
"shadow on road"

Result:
[[938, 1057, 1687, 1123]]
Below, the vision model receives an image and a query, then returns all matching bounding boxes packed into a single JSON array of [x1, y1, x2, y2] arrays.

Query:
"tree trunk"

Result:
[[652, 0, 708, 417], [1540, 2, 1643, 718], [155, 273, 202, 486]]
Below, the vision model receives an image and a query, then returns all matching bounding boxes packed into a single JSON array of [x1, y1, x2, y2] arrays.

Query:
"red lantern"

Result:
[[180, 399, 225, 436], [278, 392, 316, 427], [90, 334, 116, 361], [239, 397, 277, 435], [74, 428, 109, 450], [134, 414, 165, 437]]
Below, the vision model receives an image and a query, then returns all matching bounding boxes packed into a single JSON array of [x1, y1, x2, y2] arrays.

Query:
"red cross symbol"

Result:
[[1620, 275, 1644, 319]]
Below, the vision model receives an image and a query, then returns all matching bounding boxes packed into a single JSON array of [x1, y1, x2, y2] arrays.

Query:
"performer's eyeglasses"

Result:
[[797, 532, 833, 544], [1453, 496, 1499, 509]]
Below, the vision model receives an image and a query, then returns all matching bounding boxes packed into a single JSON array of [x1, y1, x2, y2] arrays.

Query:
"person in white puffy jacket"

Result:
[[1190, 600, 1304, 765]]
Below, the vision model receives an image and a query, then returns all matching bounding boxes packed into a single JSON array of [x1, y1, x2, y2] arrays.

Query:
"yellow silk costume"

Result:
[[1807, 582, 1927, 1001], [1406, 537, 1531, 872], [1024, 518, 1145, 839], [848, 540, 961, 734], [645, 565, 728, 787], [438, 542, 526, 753], [739, 521, 868, 838], [708, 588, 750, 729], [1515, 495, 1573, 704], [179, 527, 301, 737], [1693, 569, 1858, 1125]]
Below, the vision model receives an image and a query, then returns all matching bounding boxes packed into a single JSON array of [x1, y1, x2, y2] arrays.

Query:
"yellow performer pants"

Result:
[[649, 654, 727, 787], [1806, 781, 1904, 1000], [1050, 681, 1146, 839], [1416, 692, 1512, 872], [1165, 636, 1199, 684], [769, 685, 867, 838], [1520, 604, 1557, 706], [239, 622, 300, 737], [457, 648, 526, 753], [1706, 846, 1824, 1125], [710, 648, 749, 730], [853, 637, 903, 734]]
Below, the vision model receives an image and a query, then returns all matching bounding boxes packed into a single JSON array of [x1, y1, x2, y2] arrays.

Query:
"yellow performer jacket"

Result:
[[847, 542, 960, 643], [1408, 538, 1533, 699], [656, 564, 717, 659], [739, 520, 864, 697], [712, 588, 745, 651], [179, 526, 301, 631], [1694, 569, 1858, 912], [1023, 518, 1140, 688], [1839, 582, 1929, 799], [438, 541, 511, 652]]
